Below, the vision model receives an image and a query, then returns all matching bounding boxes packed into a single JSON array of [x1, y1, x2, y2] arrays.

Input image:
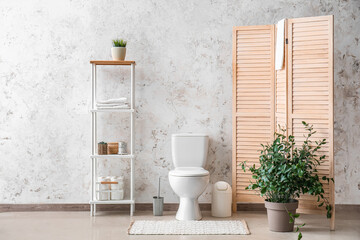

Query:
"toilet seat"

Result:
[[169, 167, 209, 177]]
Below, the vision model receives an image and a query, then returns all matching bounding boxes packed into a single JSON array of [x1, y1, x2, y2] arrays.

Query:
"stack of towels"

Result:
[[96, 97, 130, 109]]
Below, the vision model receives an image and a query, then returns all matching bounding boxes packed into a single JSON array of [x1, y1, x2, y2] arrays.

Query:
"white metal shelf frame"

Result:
[[90, 61, 136, 216]]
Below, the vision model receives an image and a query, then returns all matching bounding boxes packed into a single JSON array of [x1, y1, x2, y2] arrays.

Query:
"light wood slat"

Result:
[[237, 67, 270, 72], [237, 100, 270, 104], [237, 127, 270, 131], [236, 55, 271, 60], [292, 91, 328, 96], [293, 95, 329, 101], [293, 40, 329, 46], [293, 54, 328, 60], [237, 106, 271, 110], [293, 35, 329, 42], [293, 68, 329, 73], [237, 34, 270, 39], [292, 49, 329, 55], [234, 25, 272, 30], [292, 20, 328, 27], [293, 72, 329, 78], [237, 87, 271, 92], [236, 118, 270, 123], [235, 63, 272, 68], [293, 58, 328, 64], [237, 38, 272, 43], [236, 50, 271, 55], [237, 97, 270, 101], [293, 63, 329, 69], [293, 105, 329, 110], [293, 82, 329, 87], [237, 80, 270, 83], [237, 42, 272, 47], [237, 71, 271, 76], [292, 86, 329, 91], [236, 29, 274, 34], [293, 119, 329, 124], [293, 45, 328, 51], [293, 30, 328, 37], [236, 93, 270, 97], [237, 46, 271, 51], [237, 59, 271, 63], [237, 76, 272, 80], [293, 26, 330, 33]]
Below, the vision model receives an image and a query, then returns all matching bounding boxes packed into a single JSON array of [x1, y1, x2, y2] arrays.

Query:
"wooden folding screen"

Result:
[[232, 15, 334, 229], [232, 25, 275, 204]]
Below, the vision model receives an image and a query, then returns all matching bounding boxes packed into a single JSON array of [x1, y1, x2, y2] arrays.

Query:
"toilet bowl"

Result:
[[169, 133, 209, 221], [169, 167, 209, 220]]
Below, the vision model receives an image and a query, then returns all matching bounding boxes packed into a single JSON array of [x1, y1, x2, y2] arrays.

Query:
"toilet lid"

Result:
[[169, 167, 209, 177]]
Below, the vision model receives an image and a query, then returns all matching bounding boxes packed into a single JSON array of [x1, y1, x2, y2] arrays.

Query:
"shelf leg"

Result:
[[130, 203, 134, 216], [130, 63, 135, 218], [94, 204, 96, 216], [90, 204, 93, 216]]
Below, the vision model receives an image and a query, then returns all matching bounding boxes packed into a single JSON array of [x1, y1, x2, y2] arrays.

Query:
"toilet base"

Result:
[[176, 197, 202, 221]]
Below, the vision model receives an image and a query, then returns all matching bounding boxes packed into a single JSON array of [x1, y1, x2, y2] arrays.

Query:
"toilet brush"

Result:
[[153, 176, 164, 216]]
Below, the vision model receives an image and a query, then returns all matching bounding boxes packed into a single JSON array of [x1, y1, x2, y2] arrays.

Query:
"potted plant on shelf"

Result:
[[111, 38, 127, 61], [240, 122, 333, 240]]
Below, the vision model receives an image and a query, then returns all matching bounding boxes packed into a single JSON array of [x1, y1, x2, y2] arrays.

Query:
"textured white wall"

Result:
[[0, 0, 359, 204]]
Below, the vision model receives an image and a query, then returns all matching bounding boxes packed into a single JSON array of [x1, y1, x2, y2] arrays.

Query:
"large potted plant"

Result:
[[240, 122, 333, 239], [111, 38, 127, 60]]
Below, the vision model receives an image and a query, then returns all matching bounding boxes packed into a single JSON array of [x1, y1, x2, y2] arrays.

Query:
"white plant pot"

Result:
[[111, 47, 126, 61]]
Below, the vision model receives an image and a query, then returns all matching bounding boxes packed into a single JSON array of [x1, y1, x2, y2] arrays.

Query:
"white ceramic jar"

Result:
[[97, 176, 111, 201], [110, 176, 124, 200], [118, 142, 127, 155], [111, 47, 126, 61]]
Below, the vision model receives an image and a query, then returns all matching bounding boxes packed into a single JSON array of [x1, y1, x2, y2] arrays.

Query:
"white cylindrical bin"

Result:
[[211, 181, 232, 217]]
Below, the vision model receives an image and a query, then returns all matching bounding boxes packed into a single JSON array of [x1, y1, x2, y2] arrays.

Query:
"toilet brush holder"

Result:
[[153, 196, 164, 216]]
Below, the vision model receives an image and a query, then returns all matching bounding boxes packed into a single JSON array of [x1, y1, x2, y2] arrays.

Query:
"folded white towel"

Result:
[[97, 98, 127, 104], [96, 103, 129, 107], [275, 19, 285, 70], [97, 104, 130, 109]]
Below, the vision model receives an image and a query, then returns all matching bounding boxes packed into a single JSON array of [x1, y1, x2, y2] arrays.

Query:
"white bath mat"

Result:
[[128, 220, 250, 235]]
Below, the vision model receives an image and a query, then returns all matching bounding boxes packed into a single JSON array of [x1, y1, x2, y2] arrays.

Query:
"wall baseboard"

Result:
[[0, 203, 358, 212]]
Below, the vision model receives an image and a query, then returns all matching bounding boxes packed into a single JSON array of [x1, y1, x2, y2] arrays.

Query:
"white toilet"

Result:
[[169, 133, 210, 220]]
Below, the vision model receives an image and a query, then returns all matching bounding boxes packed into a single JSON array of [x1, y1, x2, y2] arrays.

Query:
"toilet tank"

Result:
[[171, 133, 209, 168]]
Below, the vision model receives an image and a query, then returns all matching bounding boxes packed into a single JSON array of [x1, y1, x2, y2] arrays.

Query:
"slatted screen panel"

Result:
[[232, 25, 275, 209], [287, 15, 334, 229]]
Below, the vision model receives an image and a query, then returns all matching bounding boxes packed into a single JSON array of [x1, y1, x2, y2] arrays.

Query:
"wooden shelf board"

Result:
[[90, 60, 135, 65]]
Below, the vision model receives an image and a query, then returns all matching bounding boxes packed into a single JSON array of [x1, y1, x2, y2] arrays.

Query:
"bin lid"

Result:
[[214, 181, 231, 192]]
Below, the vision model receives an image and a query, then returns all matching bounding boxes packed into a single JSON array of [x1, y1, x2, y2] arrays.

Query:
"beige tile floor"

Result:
[[0, 210, 359, 240]]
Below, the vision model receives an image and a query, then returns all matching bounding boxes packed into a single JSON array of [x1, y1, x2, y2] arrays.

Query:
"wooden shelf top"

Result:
[[90, 60, 135, 65]]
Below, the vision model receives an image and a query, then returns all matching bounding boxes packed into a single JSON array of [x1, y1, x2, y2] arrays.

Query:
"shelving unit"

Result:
[[90, 60, 136, 216]]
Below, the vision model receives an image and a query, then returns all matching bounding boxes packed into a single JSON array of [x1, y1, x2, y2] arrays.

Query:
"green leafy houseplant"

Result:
[[112, 38, 127, 47], [240, 121, 333, 240]]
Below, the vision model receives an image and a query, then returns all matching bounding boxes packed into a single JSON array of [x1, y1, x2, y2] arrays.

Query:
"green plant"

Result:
[[112, 38, 127, 47], [98, 141, 107, 144], [240, 121, 333, 240]]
